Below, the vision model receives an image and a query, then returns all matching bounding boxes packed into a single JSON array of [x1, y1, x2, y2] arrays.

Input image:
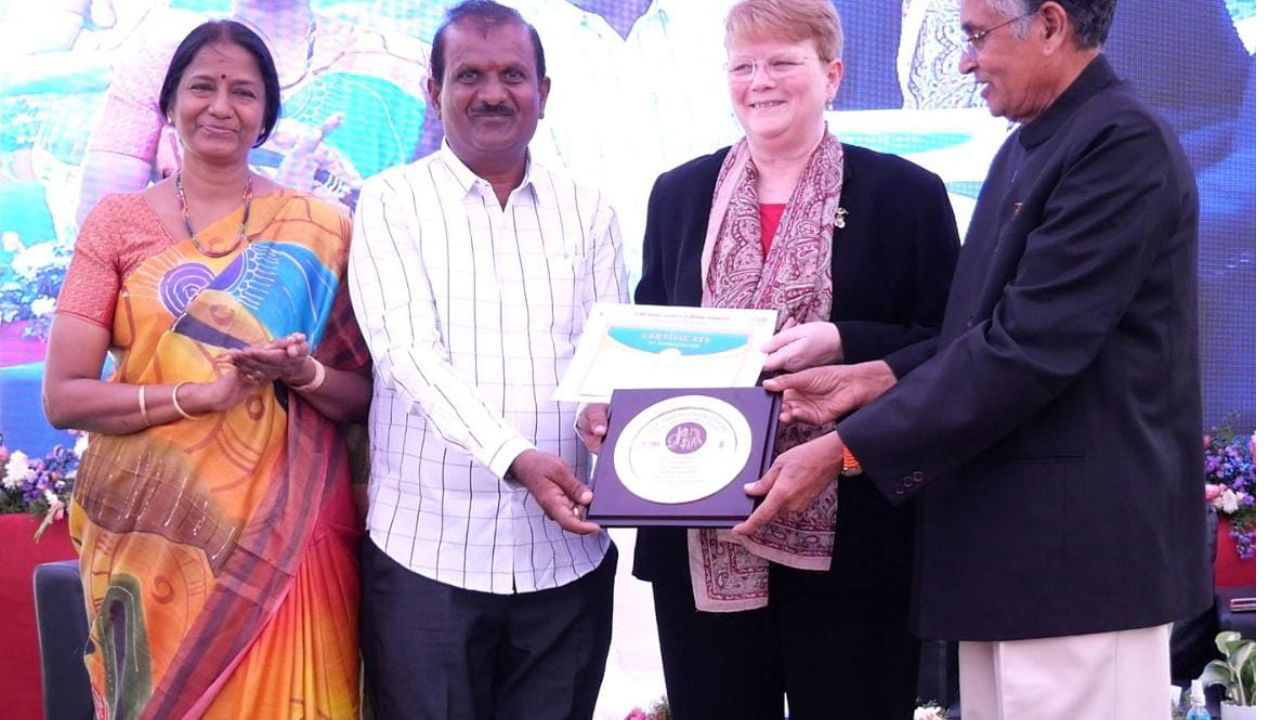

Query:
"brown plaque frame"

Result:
[[586, 387, 780, 527]]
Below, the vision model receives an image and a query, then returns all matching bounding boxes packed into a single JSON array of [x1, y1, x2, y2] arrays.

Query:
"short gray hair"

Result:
[[989, 0, 1116, 48]]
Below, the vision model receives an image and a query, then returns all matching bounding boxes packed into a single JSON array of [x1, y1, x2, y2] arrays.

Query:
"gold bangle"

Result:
[[137, 385, 151, 427], [291, 356, 326, 393], [172, 381, 198, 420]]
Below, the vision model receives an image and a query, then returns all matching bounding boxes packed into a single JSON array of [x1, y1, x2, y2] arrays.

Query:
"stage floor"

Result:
[[594, 529, 667, 719]]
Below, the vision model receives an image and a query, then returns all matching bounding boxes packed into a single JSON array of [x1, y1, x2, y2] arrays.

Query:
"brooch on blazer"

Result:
[[833, 206, 848, 229]]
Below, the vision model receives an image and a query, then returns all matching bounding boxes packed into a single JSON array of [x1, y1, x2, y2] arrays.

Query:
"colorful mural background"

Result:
[[0, 0, 1257, 458]]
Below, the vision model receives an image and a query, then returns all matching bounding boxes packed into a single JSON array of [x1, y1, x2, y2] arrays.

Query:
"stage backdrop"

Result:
[[0, 0, 1256, 458]]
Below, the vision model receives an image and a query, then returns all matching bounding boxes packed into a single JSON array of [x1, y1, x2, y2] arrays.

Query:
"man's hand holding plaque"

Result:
[[575, 387, 780, 527], [509, 449, 601, 535]]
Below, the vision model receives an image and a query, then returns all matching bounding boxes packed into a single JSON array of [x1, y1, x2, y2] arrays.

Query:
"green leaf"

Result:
[[1242, 652, 1256, 705], [1200, 660, 1234, 691], [1216, 631, 1243, 656], [1228, 641, 1255, 674]]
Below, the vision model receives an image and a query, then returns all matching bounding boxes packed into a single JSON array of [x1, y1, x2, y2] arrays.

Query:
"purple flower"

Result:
[[1203, 425, 1255, 560], [1, 441, 80, 515]]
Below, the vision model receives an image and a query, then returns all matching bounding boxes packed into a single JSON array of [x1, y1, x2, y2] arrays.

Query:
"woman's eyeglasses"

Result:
[[726, 55, 815, 83]]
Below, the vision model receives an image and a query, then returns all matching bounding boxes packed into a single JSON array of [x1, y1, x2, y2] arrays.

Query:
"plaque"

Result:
[[586, 387, 780, 527]]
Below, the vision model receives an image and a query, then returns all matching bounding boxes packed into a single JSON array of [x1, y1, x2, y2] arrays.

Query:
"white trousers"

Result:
[[958, 623, 1173, 720]]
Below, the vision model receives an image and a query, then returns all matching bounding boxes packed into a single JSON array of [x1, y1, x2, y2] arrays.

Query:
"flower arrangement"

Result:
[[0, 432, 84, 538], [624, 697, 670, 720], [0, 236, 71, 340], [1204, 425, 1256, 560]]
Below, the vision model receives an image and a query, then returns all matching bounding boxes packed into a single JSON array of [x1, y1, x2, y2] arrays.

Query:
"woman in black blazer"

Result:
[[579, 1, 959, 717]]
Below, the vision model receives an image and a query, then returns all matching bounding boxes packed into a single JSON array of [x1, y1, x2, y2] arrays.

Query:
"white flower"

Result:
[[1214, 488, 1241, 515], [11, 242, 63, 281], [30, 296, 56, 317], [44, 489, 60, 506], [914, 705, 947, 720], [1, 231, 24, 254], [74, 434, 89, 459], [3, 450, 33, 488]]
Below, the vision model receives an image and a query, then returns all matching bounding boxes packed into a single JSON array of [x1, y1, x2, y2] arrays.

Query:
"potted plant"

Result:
[[1199, 631, 1256, 720]]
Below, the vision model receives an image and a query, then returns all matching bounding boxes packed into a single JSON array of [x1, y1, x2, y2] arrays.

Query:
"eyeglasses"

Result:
[[961, 11, 1037, 58], [726, 55, 815, 83]]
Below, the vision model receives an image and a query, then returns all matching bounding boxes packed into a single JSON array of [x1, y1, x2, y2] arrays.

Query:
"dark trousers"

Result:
[[652, 561, 920, 720], [360, 536, 617, 720]]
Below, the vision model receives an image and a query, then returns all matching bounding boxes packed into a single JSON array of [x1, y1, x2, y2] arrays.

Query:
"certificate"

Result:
[[586, 387, 780, 527], [552, 303, 778, 403]]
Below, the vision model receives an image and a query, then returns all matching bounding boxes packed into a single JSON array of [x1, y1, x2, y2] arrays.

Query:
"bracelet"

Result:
[[290, 356, 326, 393], [137, 385, 151, 427], [172, 382, 198, 420]]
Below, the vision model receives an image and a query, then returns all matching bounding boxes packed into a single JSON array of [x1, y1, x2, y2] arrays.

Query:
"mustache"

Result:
[[471, 104, 515, 117]]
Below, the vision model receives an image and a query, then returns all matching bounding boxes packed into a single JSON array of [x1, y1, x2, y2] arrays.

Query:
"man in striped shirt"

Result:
[[348, 2, 627, 717]]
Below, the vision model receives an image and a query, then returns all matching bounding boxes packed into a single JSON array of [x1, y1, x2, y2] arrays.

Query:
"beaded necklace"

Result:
[[175, 170, 253, 258]]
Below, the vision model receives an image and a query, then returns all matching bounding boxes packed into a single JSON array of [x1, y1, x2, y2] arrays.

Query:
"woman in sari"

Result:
[[43, 20, 370, 720]]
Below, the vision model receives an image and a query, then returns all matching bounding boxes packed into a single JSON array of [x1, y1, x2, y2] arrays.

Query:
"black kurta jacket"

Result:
[[838, 56, 1212, 640], [631, 142, 961, 588]]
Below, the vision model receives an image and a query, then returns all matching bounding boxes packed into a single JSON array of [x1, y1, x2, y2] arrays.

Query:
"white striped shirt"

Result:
[[348, 144, 627, 593]]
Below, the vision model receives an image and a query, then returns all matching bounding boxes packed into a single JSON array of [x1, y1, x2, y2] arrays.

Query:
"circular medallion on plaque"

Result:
[[612, 394, 753, 504]]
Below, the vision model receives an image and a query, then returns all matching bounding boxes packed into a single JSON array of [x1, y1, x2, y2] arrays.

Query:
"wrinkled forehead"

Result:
[[440, 19, 538, 72], [959, 0, 1006, 33]]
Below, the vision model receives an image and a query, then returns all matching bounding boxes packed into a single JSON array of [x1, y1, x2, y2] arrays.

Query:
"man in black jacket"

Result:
[[740, 1, 1210, 716]]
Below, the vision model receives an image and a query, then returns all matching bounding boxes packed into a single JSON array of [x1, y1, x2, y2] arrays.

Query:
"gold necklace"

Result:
[[175, 170, 254, 258]]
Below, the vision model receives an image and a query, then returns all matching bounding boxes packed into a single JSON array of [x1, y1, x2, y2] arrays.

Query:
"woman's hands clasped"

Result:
[[226, 332, 314, 387], [190, 361, 261, 414], [191, 333, 316, 412]]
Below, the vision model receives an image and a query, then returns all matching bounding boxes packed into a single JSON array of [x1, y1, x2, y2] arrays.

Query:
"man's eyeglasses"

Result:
[[726, 55, 814, 83], [961, 10, 1037, 58]]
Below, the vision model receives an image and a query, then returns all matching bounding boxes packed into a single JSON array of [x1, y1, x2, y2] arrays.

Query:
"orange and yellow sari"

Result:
[[59, 188, 367, 720]]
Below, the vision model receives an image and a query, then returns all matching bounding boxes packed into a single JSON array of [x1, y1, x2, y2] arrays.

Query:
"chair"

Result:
[[32, 559, 93, 720], [1213, 585, 1256, 640]]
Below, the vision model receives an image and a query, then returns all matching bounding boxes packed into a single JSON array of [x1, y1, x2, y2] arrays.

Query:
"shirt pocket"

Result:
[[508, 247, 579, 339]]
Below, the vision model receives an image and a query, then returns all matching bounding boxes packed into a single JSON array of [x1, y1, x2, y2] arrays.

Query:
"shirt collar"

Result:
[[1018, 54, 1120, 149], [435, 140, 542, 204]]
